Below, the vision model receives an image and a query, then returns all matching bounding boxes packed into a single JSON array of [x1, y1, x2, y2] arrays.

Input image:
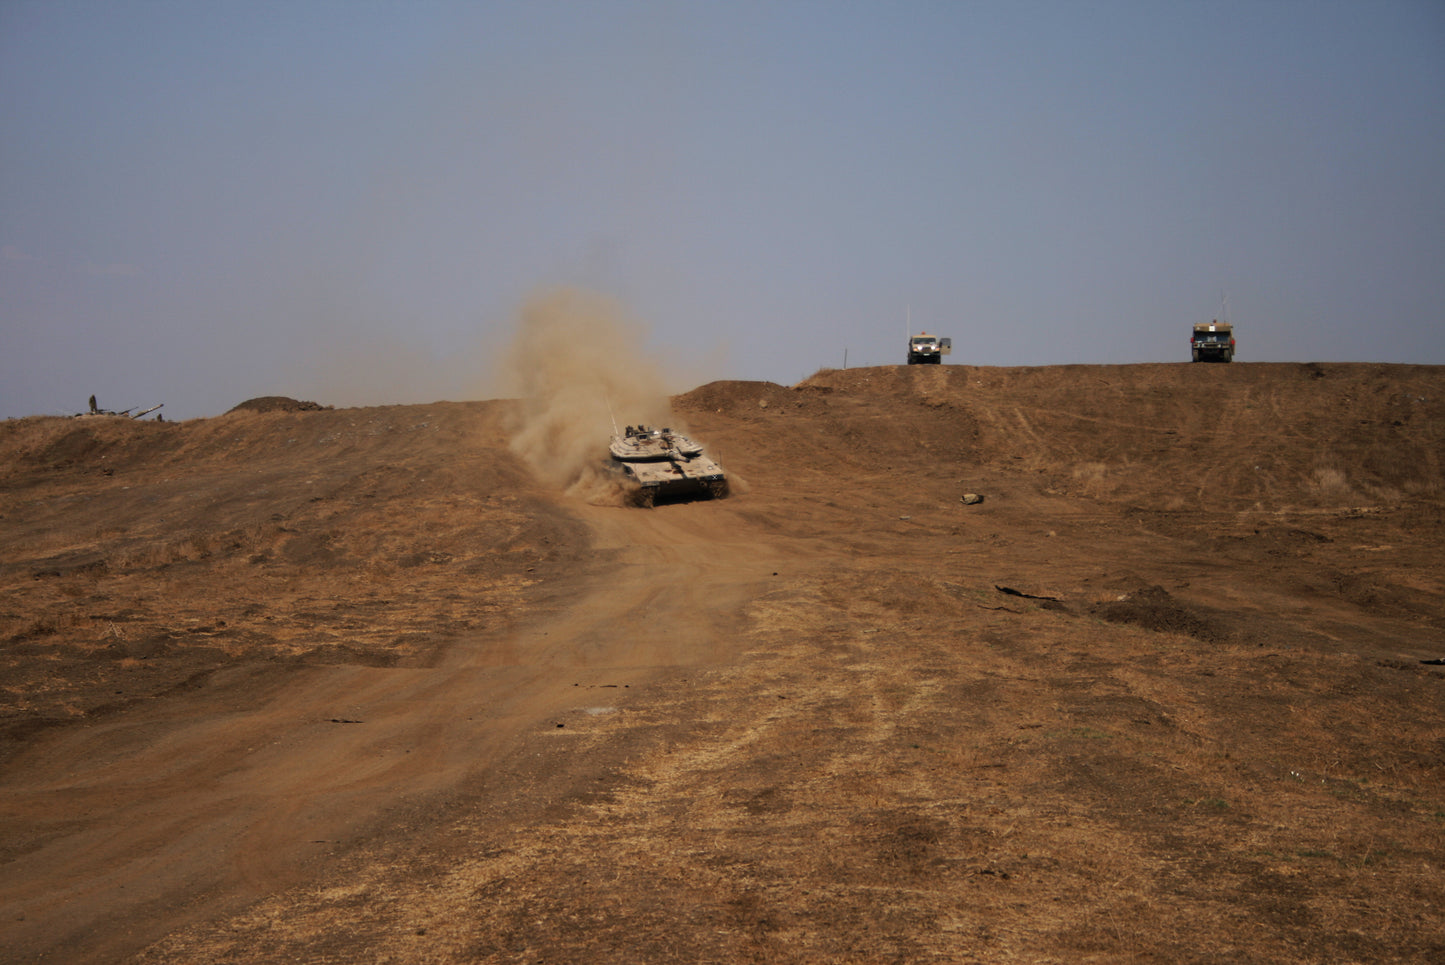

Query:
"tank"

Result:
[[608, 425, 728, 507]]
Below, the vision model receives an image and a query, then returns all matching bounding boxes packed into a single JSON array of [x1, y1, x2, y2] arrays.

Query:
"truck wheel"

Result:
[[1192, 349, 1200, 363]]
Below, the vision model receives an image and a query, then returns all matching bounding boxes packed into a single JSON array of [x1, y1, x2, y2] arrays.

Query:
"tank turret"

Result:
[[608, 425, 728, 507]]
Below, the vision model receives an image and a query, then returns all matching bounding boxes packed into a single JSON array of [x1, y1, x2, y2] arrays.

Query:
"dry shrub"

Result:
[[1360, 481, 1404, 504], [1072, 461, 1115, 497], [1403, 476, 1441, 497], [14, 610, 85, 640], [113, 534, 200, 570], [1310, 466, 1353, 499]]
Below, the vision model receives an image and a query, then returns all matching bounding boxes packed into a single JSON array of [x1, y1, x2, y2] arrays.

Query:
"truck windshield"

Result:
[[911, 339, 935, 347]]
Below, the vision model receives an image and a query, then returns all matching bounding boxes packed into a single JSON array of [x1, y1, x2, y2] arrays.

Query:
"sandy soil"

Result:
[[1, 363, 1442, 964]]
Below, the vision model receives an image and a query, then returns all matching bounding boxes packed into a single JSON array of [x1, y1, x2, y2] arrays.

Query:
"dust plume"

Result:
[[500, 288, 679, 501]]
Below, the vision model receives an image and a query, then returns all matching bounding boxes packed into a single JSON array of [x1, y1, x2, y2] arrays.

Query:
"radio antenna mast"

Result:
[[605, 396, 619, 436]]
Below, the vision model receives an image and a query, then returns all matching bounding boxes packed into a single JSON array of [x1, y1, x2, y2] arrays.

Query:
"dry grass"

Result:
[[132, 554, 1445, 962], [8, 366, 1445, 965], [1309, 465, 1353, 499]]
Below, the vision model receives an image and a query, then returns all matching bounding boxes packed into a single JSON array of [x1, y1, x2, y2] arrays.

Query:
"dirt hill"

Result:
[[2, 364, 1442, 964]]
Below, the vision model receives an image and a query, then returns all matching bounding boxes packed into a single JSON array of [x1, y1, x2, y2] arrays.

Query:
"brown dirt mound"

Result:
[[1090, 583, 1231, 642], [673, 379, 797, 414], [227, 396, 332, 413], [0, 414, 181, 477], [0, 399, 587, 757], [794, 362, 1445, 510]]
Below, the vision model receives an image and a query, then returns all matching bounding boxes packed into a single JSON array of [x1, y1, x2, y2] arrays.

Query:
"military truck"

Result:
[[1190, 321, 1235, 363], [907, 332, 951, 365]]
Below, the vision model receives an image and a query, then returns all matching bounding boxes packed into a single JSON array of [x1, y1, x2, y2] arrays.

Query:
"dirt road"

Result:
[[2, 364, 1443, 963], [0, 485, 793, 963]]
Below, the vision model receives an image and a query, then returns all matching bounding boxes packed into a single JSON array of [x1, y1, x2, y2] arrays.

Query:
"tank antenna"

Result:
[[605, 396, 620, 436]]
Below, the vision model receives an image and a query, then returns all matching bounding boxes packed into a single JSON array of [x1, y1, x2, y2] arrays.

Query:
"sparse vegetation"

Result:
[[3, 364, 1444, 965]]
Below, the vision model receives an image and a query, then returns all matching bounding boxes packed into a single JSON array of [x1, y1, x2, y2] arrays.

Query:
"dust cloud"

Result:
[[499, 288, 680, 502]]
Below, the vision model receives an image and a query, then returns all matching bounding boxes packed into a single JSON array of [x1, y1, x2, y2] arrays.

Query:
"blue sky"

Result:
[[3, 1, 1443, 418]]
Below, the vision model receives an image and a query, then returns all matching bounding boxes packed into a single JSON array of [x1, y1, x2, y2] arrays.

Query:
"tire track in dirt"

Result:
[[0, 498, 795, 965]]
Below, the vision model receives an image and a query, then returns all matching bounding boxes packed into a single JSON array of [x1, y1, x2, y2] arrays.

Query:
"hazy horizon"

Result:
[[4, 1, 1443, 419]]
